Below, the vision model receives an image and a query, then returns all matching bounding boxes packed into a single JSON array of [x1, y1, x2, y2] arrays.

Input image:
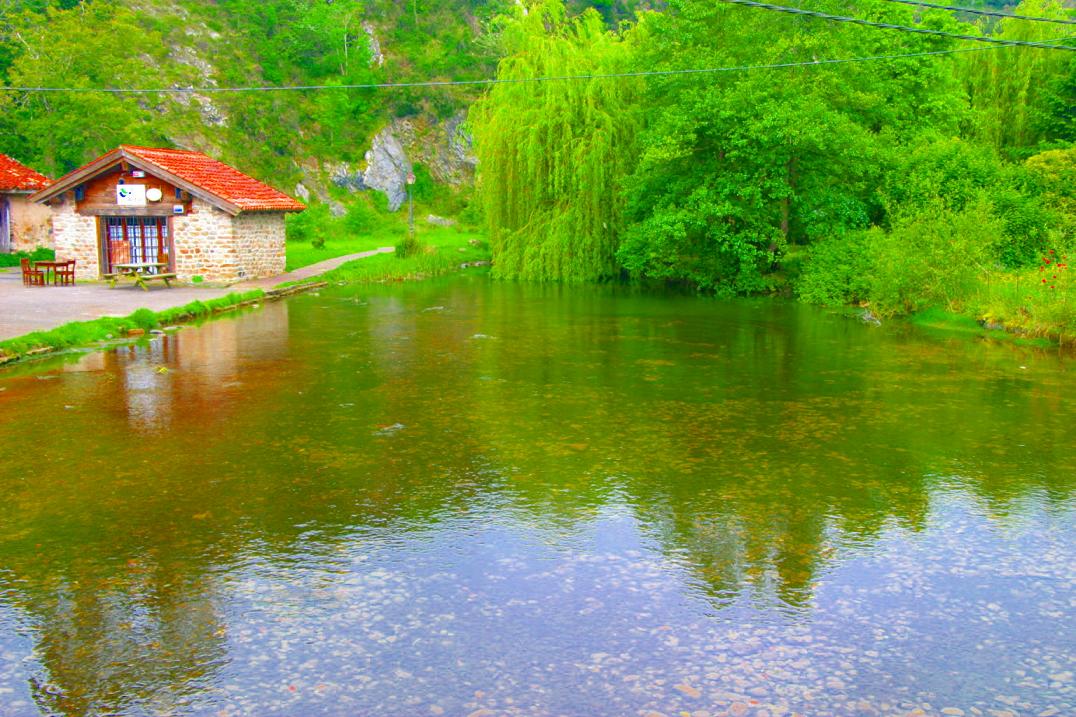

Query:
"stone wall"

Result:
[[6, 194, 53, 252], [233, 212, 286, 280], [51, 197, 100, 279], [172, 198, 238, 282]]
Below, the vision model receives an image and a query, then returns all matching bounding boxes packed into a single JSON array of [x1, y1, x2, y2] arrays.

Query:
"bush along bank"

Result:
[[793, 145, 1076, 347], [0, 290, 266, 365], [795, 216, 1076, 347]]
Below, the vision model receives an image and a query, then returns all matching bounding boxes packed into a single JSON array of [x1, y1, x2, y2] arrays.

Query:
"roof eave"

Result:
[[29, 147, 244, 215], [29, 148, 124, 204], [238, 205, 306, 214]]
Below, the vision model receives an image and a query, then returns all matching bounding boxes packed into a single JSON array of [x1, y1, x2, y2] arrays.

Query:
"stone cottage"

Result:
[[31, 145, 304, 282], [0, 153, 52, 253]]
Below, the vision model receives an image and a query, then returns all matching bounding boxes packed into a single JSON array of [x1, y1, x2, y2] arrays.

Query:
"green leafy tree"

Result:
[[1035, 56, 1076, 144], [617, 0, 967, 293], [471, 0, 644, 281], [963, 0, 1076, 152], [0, 1, 171, 173]]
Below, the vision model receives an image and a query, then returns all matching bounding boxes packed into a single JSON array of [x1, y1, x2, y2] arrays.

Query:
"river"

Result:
[[0, 275, 1072, 716]]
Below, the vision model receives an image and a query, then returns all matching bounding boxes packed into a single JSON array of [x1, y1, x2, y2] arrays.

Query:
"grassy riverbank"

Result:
[[0, 290, 264, 363], [312, 228, 490, 284], [285, 233, 391, 271], [287, 223, 488, 272]]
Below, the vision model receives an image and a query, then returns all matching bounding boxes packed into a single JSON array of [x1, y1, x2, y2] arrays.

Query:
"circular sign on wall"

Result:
[[146, 187, 164, 202]]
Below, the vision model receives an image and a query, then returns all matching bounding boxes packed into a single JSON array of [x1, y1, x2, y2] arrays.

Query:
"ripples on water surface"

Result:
[[0, 276, 1073, 717]]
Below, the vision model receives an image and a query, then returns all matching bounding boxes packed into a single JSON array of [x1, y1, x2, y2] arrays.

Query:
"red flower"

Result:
[[1043, 279, 1048, 283], [1049, 249, 1055, 254], [1045, 260, 1052, 265]]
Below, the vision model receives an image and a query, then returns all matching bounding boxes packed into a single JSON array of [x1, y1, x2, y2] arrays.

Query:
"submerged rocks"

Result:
[[860, 309, 882, 326]]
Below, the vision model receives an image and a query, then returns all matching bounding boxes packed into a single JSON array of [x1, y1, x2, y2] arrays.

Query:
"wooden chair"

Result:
[[56, 259, 76, 286], [20, 258, 45, 287]]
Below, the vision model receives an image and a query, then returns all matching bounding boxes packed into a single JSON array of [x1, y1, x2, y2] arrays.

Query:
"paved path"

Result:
[[0, 248, 395, 341], [234, 247, 395, 289]]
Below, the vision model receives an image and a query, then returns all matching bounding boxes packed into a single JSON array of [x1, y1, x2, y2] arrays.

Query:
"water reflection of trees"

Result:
[[452, 283, 1074, 606], [0, 281, 1072, 711]]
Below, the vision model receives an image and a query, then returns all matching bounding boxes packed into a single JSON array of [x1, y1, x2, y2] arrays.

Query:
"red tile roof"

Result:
[[0, 154, 50, 192], [120, 145, 304, 212]]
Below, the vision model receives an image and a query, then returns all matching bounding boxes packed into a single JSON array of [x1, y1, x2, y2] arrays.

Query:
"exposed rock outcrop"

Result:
[[363, 21, 385, 67], [168, 43, 227, 127], [361, 128, 412, 211], [330, 164, 366, 192], [392, 111, 477, 187], [329, 111, 477, 212]]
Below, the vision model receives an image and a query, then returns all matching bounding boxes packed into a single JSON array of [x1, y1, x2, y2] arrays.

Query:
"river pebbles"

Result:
[[1, 491, 1069, 717]]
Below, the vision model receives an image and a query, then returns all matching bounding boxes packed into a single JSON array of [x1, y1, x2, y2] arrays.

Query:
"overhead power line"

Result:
[[0, 35, 1071, 95], [878, 0, 1076, 26], [716, 0, 1076, 50]]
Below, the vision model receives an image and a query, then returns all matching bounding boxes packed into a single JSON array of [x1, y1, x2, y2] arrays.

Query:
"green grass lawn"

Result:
[[284, 232, 395, 271], [304, 226, 490, 285], [286, 224, 488, 272]]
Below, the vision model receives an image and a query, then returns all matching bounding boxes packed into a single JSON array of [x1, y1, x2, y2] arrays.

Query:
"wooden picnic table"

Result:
[[32, 260, 67, 285], [106, 262, 177, 291]]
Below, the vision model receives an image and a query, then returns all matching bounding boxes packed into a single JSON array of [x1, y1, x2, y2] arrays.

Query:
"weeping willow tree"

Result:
[[470, 0, 645, 282], [963, 0, 1076, 151]]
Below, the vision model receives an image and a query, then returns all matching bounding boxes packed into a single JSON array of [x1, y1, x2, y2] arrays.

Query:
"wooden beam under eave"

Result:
[[77, 206, 178, 217]]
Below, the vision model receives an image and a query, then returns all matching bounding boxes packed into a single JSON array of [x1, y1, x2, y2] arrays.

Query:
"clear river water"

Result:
[[0, 275, 1073, 717]]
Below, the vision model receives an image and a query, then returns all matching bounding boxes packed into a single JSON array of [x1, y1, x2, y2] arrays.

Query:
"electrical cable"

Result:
[[877, 0, 1076, 26], [714, 0, 1076, 50], [0, 38, 1070, 94], [2, 8, 1073, 95]]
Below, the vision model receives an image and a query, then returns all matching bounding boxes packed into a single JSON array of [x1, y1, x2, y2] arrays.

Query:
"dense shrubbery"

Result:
[[796, 233, 872, 307], [0, 247, 54, 268]]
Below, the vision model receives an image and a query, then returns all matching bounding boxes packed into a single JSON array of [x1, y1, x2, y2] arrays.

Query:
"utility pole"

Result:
[[406, 171, 416, 243]]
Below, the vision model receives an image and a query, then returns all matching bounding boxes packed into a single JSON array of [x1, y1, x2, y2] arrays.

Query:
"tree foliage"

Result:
[[472, 0, 1075, 319], [471, 0, 643, 281]]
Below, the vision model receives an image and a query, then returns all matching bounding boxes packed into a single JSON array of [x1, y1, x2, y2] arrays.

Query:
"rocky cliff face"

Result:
[[329, 111, 477, 211]]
